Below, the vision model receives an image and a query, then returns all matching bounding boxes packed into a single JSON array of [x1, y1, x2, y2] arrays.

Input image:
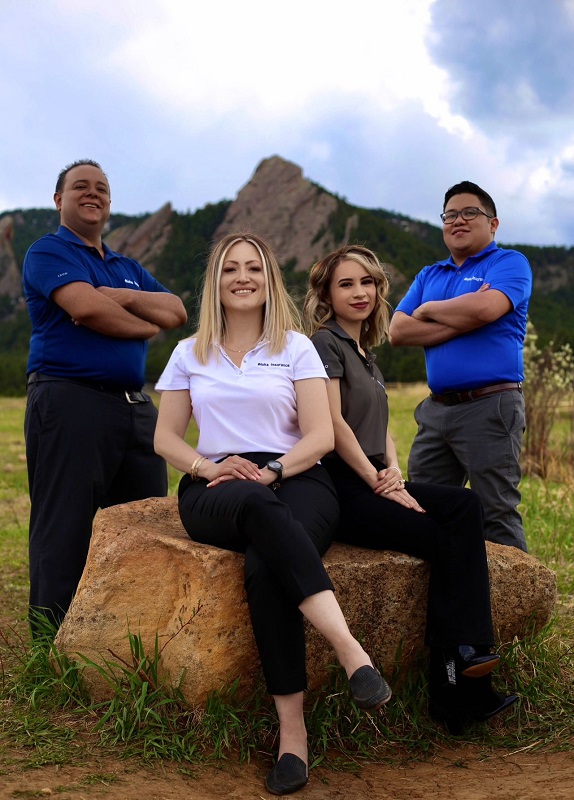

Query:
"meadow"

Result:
[[0, 387, 573, 790]]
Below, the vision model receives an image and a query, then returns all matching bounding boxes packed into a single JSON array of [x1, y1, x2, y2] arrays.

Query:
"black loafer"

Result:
[[349, 664, 392, 711], [265, 753, 308, 795], [456, 645, 501, 678]]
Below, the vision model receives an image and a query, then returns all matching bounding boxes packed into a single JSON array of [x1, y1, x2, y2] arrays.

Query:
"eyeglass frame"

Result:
[[440, 206, 495, 224]]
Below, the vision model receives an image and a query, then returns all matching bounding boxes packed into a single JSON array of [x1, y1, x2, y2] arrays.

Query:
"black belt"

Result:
[[26, 372, 149, 404], [430, 382, 522, 406]]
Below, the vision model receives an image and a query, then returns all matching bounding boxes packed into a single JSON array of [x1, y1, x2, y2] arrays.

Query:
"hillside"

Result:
[[1, 155, 573, 394]]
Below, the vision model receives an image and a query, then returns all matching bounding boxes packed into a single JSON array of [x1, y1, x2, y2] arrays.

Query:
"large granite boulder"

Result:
[[54, 497, 557, 705]]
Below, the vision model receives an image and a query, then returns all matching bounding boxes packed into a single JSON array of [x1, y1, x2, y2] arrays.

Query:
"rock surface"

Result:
[[215, 156, 405, 284], [55, 497, 557, 705], [104, 202, 173, 272], [0, 216, 23, 297], [215, 156, 343, 272]]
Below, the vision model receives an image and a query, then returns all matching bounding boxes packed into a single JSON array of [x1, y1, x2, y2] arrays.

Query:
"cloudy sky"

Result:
[[2, 0, 574, 247]]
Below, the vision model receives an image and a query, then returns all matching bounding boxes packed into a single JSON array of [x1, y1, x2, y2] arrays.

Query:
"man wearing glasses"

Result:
[[389, 181, 532, 552]]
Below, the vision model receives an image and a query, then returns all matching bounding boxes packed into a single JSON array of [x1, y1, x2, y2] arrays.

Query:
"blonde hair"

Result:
[[193, 232, 302, 364], [303, 245, 391, 350]]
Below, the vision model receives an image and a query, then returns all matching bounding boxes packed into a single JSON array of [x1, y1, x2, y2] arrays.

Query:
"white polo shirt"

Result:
[[155, 331, 327, 462]]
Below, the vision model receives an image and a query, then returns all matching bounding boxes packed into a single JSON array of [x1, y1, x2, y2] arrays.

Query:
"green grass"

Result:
[[1, 388, 573, 774]]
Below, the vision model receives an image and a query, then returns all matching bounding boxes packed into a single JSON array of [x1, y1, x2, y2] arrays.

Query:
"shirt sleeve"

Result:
[[290, 333, 328, 381], [484, 250, 532, 310], [310, 330, 345, 379], [24, 237, 95, 298], [155, 342, 192, 391], [394, 268, 428, 316]]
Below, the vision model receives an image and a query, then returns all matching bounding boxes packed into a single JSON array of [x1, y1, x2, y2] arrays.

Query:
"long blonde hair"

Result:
[[303, 245, 391, 350], [193, 233, 302, 364]]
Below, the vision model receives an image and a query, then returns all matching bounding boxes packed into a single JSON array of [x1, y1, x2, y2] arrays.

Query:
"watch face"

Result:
[[267, 460, 283, 477]]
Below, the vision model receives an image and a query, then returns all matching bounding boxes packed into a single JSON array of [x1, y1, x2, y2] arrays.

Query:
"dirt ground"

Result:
[[2, 745, 574, 800]]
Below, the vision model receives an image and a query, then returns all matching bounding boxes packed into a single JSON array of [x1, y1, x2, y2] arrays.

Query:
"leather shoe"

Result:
[[465, 688, 519, 721], [429, 689, 518, 734], [265, 753, 308, 795], [455, 645, 501, 678], [349, 663, 392, 711]]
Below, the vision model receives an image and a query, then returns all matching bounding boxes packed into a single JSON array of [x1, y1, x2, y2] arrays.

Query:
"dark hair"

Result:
[[443, 181, 497, 217], [55, 159, 108, 195]]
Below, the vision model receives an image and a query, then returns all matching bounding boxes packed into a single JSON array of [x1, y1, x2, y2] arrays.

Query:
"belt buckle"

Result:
[[125, 390, 139, 404]]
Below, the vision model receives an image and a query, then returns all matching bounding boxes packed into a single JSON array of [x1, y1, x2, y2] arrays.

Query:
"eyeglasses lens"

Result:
[[441, 207, 480, 224]]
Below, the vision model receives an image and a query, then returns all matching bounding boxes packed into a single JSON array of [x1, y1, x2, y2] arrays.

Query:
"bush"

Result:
[[522, 321, 574, 477]]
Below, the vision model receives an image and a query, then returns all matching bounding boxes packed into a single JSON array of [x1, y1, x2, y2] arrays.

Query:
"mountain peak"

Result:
[[215, 155, 353, 271]]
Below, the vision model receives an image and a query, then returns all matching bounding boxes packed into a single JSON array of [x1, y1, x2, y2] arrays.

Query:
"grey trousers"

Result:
[[408, 389, 527, 552]]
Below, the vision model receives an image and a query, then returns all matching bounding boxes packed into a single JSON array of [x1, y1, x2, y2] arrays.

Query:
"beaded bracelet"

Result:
[[189, 456, 206, 481]]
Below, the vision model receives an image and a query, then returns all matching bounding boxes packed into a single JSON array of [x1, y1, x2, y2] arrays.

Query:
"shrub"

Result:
[[522, 321, 574, 477]]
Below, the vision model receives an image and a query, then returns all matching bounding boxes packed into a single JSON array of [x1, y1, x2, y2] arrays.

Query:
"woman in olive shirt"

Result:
[[303, 245, 518, 733]]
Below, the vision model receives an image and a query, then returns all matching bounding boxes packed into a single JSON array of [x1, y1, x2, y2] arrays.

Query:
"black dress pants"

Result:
[[178, 454, 339, 696], [324, 457, 494, 649], [25, 379, 168, 632]]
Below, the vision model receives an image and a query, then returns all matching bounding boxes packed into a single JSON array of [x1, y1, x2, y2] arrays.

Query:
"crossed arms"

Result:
[[389, 284, 512, 347], [52, 282, 187, 339]]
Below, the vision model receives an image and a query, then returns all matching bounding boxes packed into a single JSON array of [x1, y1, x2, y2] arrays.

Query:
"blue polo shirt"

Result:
[[23, 226, 171, 388], [395, 242, 532, 393]]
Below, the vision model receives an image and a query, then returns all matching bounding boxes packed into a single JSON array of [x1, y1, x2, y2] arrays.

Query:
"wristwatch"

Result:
[[266, 460, 284, 485]]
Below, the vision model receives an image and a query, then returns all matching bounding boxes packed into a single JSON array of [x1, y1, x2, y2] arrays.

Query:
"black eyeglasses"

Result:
[[440, 207, 494, 224]]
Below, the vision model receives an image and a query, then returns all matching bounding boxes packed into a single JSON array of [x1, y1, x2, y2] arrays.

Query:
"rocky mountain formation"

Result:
[[1, 155, 574, 392], [105, 201, 173, 272], [2, 155, 574, 299], [0, 215, 22, 298], [215, 156, 353, 272]]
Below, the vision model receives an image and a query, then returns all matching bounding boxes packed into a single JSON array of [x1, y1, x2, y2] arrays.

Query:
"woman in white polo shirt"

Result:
[[154, 233, 390, 796], [303, 245, 518, 736]]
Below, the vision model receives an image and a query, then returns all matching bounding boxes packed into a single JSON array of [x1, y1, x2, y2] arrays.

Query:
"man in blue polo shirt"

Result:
[[23, 159, 187, 635], [389, 181, 531, 551]]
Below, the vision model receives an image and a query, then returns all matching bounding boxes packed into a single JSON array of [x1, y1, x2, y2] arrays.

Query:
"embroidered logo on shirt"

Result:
[[463, 276, 485, 283], [257, 362, 290, 368], [124, 279, 140, 287]]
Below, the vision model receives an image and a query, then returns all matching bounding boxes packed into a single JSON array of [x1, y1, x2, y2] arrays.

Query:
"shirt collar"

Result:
[[321, 319, 375, 364], [439, 240, 498, 269], [322, 319, 354, 341], [56, 224, 113, 256], [215, 339, 270, 356]]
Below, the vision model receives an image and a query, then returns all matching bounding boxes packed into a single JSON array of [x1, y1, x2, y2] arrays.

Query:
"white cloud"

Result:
[[1, 0, 574, 246], [102, 0, 441, 121]]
